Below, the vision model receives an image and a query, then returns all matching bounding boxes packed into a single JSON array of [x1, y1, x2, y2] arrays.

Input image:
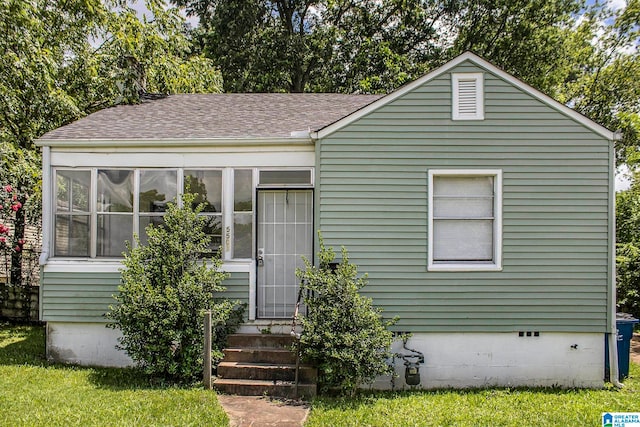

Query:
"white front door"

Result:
[[256, 189, 313, 319]]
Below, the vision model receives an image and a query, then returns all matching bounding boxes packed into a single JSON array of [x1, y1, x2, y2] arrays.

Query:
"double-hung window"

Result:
[[428, 170, 502, 271]]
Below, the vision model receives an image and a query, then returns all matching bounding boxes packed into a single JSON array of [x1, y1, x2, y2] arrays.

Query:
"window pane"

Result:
[[97, 214, 132, 257], [434, 176, 494, 197], [56, 170, 90, 212], [433, 219, 493, 261], [54, 214, 90, 256], [184, 170, 222, 213], [234, 169, 252, 211], [97, 170, 133, 212], [140, 170, 177, 213], [234, 212, 252, 258], [434, 196, 493, 218], [139, 215, 165, 246], [259, 170, 311, 185], [202, 215, 222, 255]]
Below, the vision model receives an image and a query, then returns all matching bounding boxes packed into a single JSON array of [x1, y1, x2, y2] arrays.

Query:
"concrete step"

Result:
[[218, 361, 317, 383], [223, 347, 297, 364], [226, 333, 295, 349], [213, 378, 317, 399]]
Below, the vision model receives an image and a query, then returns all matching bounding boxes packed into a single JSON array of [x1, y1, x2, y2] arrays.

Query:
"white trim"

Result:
[[311, 52, 616, 141], [248, 260, 256, 321], [428, 169, 503, 272], [608, 138, 622, 386], [49, 151, 315, 169], [452, 72, 484, 120], [36, 137, 313, 148], [43, 259, 253, 274], [39, 146, 51, 265], [44, 260, 124, 273], [90, 169, 97, 258]]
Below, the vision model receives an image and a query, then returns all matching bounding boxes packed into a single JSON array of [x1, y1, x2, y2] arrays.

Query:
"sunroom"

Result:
[[51, 164, 314, 320]]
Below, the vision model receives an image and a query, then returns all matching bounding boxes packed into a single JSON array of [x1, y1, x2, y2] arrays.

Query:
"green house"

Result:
[[37, 52, 618, 388]]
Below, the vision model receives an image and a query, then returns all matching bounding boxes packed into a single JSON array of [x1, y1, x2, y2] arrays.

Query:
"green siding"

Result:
[[41, 270, 250, 322], [317, 61, 612, 333]]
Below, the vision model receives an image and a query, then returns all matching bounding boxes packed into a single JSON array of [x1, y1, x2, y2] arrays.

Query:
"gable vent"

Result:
[[452, 73, 484, 120]]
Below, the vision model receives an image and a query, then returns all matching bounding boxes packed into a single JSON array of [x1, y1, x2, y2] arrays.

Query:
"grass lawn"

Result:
[[3, 324, 639, 426], [306, 363, 640, 427], [0, 323, 228, 427]]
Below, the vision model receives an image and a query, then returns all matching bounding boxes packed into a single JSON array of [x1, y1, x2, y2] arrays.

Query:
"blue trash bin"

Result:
[[605, 316, 639, 381]]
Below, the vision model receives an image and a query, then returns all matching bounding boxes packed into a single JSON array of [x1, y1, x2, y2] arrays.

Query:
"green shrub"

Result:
[[617, 242, 640, 318], [107, 193, 241, 382], [296, 235, 397, 395]]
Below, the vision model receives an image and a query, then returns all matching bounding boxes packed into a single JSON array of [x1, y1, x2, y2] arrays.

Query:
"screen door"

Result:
[[256, 189, 313, 318]]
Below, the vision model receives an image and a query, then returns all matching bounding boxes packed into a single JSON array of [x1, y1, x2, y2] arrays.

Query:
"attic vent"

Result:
[[452, 73, 484, 120]]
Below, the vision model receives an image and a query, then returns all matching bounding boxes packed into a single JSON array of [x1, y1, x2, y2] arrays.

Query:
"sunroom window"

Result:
[[52, 167, 307, 260], [138, 170, 177, 245], [97, 169, 133, 257], [53, 167, 262, 260], [428, 170, 502, 271], [233, 169, 253, 259], [184, 169, 223, 253], [55, 170, 91, 257]]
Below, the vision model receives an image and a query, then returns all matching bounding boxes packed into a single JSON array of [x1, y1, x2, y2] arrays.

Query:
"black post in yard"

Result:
[[204, 310, 212, 389]]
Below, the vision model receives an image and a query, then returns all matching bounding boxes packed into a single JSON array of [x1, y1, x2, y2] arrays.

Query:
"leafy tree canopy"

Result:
[[0, 0, 222, 287], [177, 0, 451, 93]]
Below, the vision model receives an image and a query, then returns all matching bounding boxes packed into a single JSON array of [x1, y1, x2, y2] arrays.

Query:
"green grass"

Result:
[[3, 324, 638, 427], [0, 323, 229, 427], [306, 363, 640, 426]]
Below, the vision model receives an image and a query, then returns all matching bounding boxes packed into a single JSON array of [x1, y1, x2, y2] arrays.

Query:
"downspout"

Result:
[[608, 132, 623, 387], [38, 145, 51, 322]]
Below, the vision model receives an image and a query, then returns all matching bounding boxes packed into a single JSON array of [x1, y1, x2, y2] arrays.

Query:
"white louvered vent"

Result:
[[452, 73, 484, 120]]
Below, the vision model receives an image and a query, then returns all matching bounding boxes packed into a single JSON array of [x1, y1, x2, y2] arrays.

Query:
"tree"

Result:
[[0, 0, 222, 289], [616, 177, 640, 318], [554, 1, 640, 167], [446, 0, 582, 95], [93, 1, 223, 104], [107, 193, 239, 381], [178, 0, 449, 93]]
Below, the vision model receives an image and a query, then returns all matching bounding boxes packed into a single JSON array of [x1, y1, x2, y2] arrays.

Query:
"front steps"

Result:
[[214, 334, 317, 399]]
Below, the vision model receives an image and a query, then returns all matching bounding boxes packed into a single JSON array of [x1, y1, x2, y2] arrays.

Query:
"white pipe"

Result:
[[608, 137, 623, 388], [608, 329, 623, 388]]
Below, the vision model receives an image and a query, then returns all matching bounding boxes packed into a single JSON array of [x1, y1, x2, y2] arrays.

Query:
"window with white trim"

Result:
[[52, 167, 311, 260], [428, 170, 502, 271], [452, 73, 484, 120]]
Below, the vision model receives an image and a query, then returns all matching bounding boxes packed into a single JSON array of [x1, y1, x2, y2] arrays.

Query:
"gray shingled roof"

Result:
[[40, 93, 383, 140]]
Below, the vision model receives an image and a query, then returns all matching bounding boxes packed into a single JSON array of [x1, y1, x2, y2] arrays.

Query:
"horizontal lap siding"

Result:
[[41, 272, 121, 322], [318, 62, 611, 333], [42, 270, 250, 322]]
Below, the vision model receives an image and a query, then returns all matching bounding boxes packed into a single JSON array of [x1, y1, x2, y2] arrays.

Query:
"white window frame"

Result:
[[428, 169, 502, 271], [51, 166, 314, 261], [452, 72, 484, 120]]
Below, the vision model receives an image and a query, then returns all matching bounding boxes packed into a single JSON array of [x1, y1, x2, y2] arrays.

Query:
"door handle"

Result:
[[257, 248, 264, 266]]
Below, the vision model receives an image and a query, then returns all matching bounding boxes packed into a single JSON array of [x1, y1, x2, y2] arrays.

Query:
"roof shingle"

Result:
[[40, 93, 382, 140]]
